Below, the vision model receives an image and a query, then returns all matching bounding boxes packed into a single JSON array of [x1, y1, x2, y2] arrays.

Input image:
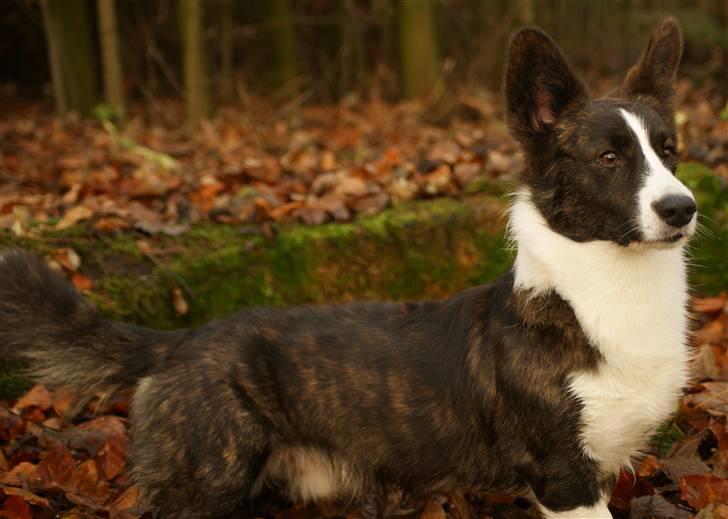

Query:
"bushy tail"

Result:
[[0, 249, 185, 394]]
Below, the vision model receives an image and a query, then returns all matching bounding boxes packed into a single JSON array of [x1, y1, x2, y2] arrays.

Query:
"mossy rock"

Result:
[[677, 162, 728, 294], [0, 194, 512, 332]]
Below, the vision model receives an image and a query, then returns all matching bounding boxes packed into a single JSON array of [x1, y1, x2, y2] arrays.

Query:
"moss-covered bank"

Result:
[[0, 163, 725, 398], [1, 194, 512, 330]]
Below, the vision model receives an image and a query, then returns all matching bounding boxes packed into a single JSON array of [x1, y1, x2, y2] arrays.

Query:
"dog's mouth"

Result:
[[655, 232, 684, 244], [629, 231, 688, 249]]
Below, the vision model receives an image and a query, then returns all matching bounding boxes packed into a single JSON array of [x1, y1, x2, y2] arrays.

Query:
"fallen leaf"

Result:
[[172, 287, 189, 316], [680, 474, 728, 509], [637, 455, 661, 477], [419, 498, 446, 519], [683, 382, 728, 417], [13, 385, 53, 412], [0, 487, 49, 508], [51, 247, 81, 272], [56, 205, 93, 230], [661, 455, 711, 482], [0, 495, 32, 519], [108, 485, 143, 519], [133, 220, 189, 236], [71, 273, 93, 291], [94, 216, 131, 232], [0, 461, 37, 486], [36, 443, 75, 489], [630, 494, 689, 519], [445, 493, 473, 519], [694, 295, 727, 314]]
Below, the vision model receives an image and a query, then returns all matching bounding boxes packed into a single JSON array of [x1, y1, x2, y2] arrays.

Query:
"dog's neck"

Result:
[[508, 189, 689, 361]]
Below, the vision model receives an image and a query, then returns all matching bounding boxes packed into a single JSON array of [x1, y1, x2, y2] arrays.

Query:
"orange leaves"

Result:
[[0, 495, 32, 519], [0, 386, 141, 517], [12, 385, 53, 413], [680, 475, 728, 509], [0, 100, 513, 236]]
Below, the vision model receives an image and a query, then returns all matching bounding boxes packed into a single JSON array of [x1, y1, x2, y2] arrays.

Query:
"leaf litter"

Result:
[[1, 83, 724, 239]]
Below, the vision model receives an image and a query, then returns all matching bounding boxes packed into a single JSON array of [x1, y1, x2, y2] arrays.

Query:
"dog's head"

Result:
[[505, 18, 696, 248]]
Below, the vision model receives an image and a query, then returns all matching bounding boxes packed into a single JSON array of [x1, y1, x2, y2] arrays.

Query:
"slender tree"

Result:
[[40, 0, 66, 115], [97, 0, 125, 118], [219, 0, 235, 103], [399, 0, 439, 99], [179, 0, 209, 128], [269, 0, 298, 93], [41, 0, 99, 116]]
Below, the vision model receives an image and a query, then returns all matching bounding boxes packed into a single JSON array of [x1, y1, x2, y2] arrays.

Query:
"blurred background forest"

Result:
[[1, 0, 726, 122]]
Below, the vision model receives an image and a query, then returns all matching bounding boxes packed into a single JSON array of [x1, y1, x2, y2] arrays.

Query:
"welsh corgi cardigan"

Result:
[[0, 17, 695, 519]]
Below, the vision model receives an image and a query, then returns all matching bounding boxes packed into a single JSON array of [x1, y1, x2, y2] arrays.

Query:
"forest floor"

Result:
[[0, 79, 727, 518]]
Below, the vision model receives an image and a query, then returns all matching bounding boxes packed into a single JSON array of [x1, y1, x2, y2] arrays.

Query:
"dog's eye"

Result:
[[599, 151, 619, 167], [663, 141, 677, 158]]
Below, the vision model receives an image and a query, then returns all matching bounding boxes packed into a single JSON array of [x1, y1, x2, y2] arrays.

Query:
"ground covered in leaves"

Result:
[[1, 80, 726, 239], [0, 295, 726, 519]]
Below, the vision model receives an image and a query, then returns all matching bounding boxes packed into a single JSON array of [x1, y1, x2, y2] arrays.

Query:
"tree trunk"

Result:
[[219, 0, 234, 103], [97, 0, 125, 118], [269, 0, 298, 93], [40, 0, 66, 115], [44, 0, 99, 116], [343, 0, 368, 94], [179, 0, 209, 129], [517, 0, 535, 25], [398, 0, 439, 99]]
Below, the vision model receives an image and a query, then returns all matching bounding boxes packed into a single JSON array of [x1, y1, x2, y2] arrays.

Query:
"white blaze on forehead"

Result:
[[619, 109, 695, 239]]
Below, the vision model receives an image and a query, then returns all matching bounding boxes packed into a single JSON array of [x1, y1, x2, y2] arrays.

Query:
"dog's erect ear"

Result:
[[505, 28, 588, 148], [619, 18, 682, 121]]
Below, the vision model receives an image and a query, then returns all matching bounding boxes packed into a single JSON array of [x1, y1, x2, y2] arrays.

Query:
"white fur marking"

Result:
[[619, 109, 696, 241], [255, 446, 360, 502], [540, 497, 612, 519], [510, 191, 690, 476]]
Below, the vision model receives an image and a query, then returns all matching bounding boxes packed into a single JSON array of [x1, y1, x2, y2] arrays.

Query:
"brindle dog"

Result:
[[0, 18, 695, 519]]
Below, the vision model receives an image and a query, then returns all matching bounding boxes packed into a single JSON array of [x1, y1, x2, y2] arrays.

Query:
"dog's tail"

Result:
[[0, 249, 186, 394]]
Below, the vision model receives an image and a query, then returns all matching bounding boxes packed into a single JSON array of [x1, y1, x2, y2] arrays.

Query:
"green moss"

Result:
[[0, 362, 31, 401], [678, 163, 728, 294], [651, 420, 685, 458]]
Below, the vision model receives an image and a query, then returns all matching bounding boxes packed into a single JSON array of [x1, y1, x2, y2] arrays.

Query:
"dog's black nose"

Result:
[[652, 195, 697, 227]]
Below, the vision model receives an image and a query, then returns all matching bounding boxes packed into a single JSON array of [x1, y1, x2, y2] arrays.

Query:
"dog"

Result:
[[0, 18, 696, 519]]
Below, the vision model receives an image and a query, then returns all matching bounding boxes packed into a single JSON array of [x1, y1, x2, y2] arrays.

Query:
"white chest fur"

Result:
[[510, 193, 690, 476]]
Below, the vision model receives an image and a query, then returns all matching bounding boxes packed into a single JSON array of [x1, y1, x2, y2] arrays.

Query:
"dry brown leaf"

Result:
[[108, 485, 143, 519], [680, 474, 728, 509], [419, 498, 446, 519], [0, 495, 33, 519], [683, 382, 728, 417], [56, 205, 93, 230], [0, 461, 37, 486], [636, 454, 661, 477], [94, 216, 131, 232], [630, 494, 689, 519], [694, 295, 727, 314], [172, 287, 189, 316], [51, 247, 81, 272], [13, 384, 53, 412], [71, 273, 93, 291], [0, 487, 49, 508]]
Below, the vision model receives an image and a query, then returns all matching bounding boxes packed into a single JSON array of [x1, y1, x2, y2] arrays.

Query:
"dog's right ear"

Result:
[[505, 28, 589, 149]]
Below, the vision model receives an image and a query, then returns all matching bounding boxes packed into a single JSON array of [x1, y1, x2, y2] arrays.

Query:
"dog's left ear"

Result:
[[619, 17, 683, 121], [505, 28, 589, 150]]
